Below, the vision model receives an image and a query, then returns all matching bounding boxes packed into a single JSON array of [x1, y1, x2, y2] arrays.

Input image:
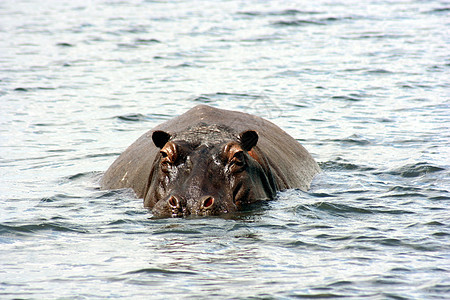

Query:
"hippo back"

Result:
[[101, 105, 320, 198]]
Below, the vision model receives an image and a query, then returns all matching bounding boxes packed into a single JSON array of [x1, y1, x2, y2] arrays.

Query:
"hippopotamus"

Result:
[[101, 105, 320, 217]]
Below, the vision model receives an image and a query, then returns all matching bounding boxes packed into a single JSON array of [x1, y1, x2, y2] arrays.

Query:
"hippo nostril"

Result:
[[201, 196, 214, 209], [168, 195, 180, 208]]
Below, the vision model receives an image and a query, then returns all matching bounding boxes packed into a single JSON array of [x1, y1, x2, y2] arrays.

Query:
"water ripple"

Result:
[[0, 222, 88, 236], [1, 0, 448, 298], [272, 20, 326, 27], [386, 162, 445, 178], [115, 113, 150, 122], [123, 268, 197, 276]]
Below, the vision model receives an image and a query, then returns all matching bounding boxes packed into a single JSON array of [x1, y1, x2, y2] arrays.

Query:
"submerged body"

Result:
[[101, 105, 320, 217]]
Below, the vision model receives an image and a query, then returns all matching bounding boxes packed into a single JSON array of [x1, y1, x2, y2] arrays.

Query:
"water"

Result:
[[1, 0, 449, 298]]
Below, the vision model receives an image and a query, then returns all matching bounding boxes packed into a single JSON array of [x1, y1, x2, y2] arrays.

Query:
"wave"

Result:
[[385, 162, 445, 178], [424, 7, 450, 14], [238, 9, 320, 17], [319, 159, 375, 171], [325, 135, 372, 146], [295, 201, 414, 217], [272, 20, 326, 27], [115, 113, 150, 122], [123, 268, 197, 276], [0, 222, 88, 237]]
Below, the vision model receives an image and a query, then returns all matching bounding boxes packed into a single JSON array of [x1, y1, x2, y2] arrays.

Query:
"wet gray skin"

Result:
[[101, 105, 320, 218]]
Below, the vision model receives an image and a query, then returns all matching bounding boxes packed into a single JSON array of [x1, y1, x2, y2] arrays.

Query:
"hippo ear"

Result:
[[239, 130, 258, 151], [152, 130, 171, 149]]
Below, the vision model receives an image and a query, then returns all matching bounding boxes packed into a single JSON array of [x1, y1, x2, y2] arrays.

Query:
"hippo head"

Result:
[[143, 124, 276, 217]]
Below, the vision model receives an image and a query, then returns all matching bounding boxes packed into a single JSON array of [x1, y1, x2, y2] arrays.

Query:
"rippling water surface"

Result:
[[1, 0, 449, 298]]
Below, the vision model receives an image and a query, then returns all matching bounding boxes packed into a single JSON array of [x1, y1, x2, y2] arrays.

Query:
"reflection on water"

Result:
[[0, 0, 449, 298]]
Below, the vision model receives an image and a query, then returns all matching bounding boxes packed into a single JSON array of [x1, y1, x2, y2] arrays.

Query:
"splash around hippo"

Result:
[[101, 105, 320, 217]]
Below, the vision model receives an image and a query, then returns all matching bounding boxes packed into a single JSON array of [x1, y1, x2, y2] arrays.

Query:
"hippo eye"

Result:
[[160, 150, 173, 163], [160, 150, 176, 172], [223, 143, 247, 173], [232, 151, 245, 164], [159, 142, 178, 169], [229, 151, 246, 172]]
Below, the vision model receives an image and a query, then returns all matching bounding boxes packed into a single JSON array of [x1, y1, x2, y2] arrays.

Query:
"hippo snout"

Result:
[[166, 194, 216, 217]]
